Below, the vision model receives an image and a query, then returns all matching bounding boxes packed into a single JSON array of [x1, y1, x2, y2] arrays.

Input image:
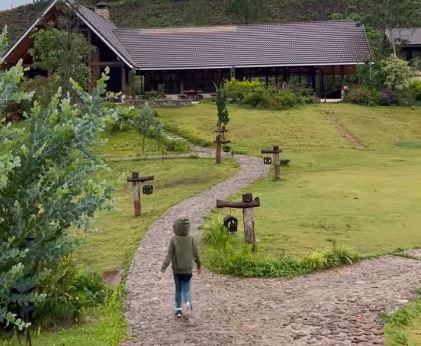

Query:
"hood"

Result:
[[173, 218, 190, 236]]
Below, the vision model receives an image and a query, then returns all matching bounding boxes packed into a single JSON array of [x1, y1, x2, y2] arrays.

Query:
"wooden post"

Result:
[[214, 127, 230, 164], [216, 193, 261, 245], [261, 146, 282, 179], [242, 193, 256, 244], [127, 172, 154, 217], [132, 173, 141, 217], [215, 134, 222, 164]]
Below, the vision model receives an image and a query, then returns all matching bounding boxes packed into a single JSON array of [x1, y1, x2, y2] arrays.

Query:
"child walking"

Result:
[[161, 218, 201, 318]]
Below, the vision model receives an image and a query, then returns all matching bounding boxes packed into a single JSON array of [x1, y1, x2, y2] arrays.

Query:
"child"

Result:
[[161, 218, 201, 318]]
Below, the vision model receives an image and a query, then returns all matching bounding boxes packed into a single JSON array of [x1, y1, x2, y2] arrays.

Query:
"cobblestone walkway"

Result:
[[123, 153, 421, 345]]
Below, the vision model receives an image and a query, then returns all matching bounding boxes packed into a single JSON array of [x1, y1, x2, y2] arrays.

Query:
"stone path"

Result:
[[123, 151, 421, 345]]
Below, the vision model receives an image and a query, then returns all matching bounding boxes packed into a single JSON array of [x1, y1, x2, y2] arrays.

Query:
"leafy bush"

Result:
[[378, 56, 414, 91], [344, 85, 383, 106], [223, 79, 263, 103], [223, 79, 317, 109], [33, 258, 107, 327], [164, 139, 190, 153], [0, 67, 115, 333], [202, 217, 361, 278], [408, 80, 421, 102]]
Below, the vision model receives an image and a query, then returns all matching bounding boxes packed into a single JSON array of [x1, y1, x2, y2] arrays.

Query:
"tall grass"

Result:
[[202, 216, 361, 278]]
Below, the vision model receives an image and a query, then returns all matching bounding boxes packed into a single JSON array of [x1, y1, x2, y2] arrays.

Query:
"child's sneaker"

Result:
[[175, 309, 182, 318], [185, 301, 192, 312]]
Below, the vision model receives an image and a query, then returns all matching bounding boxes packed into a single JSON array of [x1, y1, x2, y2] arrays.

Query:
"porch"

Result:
[[139, 65, 357, 99]]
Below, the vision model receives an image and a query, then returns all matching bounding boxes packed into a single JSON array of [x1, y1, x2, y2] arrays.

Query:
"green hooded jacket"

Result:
[[161, 218, 201, 274]]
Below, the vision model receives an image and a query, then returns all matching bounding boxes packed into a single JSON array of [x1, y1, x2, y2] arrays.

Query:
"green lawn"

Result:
[[385, 291, 421, 346], [16, 131, 239, 346], [159, 103, 421, 258]]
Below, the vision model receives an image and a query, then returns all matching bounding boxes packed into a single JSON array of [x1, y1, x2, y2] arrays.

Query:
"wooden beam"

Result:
[[127, 175, 154, 183], [216, 198, 260, 209]]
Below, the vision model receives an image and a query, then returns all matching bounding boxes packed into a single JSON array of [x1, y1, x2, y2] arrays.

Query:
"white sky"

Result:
[[0, 0, 35, 11]]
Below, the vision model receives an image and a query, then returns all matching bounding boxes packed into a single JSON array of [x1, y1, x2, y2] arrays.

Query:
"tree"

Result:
[[347, 0, 421, 56], [133, 102, 157, 153], [216, 86, 229, 128], [30, 2, 95, 94], [0, 66, 115, 336], [226, 0, 265, 24], [30, 27, 94, 94]]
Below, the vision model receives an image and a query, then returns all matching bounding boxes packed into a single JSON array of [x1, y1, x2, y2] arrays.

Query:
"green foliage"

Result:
[[344, 85, 383, 105], [226, 0, 265, 24], [215, 86, 229, 127], [30, 25, 95, 93], [20, 75, 62, 107], [34, 258, 107, 327], [133, 102, 159, 152], [407, 80, 421, 102], [378, 56, 414, 91], [125, 70, 143, 97], [223, 79, 263, 103], [0, 68, 115, 331], [223, 79, 317, 109], [202, 216, 361, 278]]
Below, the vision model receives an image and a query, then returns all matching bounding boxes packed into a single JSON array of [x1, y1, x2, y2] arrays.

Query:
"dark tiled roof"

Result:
[[76, 4, 135, 67], [113, 21, 372, 70], [386, 28, 421, 46]]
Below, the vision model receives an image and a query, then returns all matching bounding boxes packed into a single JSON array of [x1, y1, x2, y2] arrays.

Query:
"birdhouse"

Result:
[[263, 157, 272, 165], [143, 184, 154, 195], [223, 215, 238, 233]]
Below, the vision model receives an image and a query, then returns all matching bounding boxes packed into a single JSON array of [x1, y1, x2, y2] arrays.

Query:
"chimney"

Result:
[[95, 2, 110, 20]]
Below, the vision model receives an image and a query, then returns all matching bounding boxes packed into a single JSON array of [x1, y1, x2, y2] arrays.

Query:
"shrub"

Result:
[[407, 80, 421, 102], [164, 139, 190, 153], [33, 258, 107, 327], [0, 69, 115, 333], [202, 217, 361, 278], [222, 79, 317, 109], [223, 79, 264, 103], [243, 88, 267, 107], [344, 85, 383, 106], [378, 56, 414, 91]]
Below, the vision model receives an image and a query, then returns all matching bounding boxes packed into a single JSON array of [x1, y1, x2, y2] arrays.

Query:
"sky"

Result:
[[0, 0, 34, 11]]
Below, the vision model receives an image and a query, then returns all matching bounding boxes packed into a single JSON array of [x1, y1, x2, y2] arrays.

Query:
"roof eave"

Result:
[[135, 61, 371, 72]]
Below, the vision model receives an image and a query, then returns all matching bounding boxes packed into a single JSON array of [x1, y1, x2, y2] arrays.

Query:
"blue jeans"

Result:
[[173, 273, 192, 311]]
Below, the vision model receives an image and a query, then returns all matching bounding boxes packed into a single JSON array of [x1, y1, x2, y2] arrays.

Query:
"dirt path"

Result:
[[122, 151, 421, 345], [323, 111, 367, 150]]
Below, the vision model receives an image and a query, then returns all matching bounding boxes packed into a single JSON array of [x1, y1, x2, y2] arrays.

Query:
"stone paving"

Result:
[[123, 152, 421, 345]]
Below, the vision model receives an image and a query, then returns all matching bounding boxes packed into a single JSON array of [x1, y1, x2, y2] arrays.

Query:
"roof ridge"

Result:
[[114, 20, 361, 32]]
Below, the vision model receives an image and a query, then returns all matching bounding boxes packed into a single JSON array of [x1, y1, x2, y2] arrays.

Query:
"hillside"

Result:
[[1, 0, 348, 43]]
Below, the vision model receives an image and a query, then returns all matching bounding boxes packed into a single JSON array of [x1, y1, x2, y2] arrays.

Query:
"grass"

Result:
[[158, 103, 421, 259], [202, 216, 361, 278], [3, 129, 238, 346], [384, 289, 421, 346]]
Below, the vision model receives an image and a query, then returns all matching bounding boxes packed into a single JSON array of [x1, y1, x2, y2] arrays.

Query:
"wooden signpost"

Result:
[[261, 145, 282, 179], [214, 127, 230, 164], [127, 172, 154, 217], [216, 193, 261, 245]]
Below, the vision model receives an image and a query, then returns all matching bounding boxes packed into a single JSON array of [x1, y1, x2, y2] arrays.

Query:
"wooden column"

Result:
[[214, 128, 230, 164], [242, 193, 256, 244], [132, 175, 141, 217], [261, 146, 282, 179], [215, 134, 222, 164], [216, 193, 261, 245], [127, 172, 154, 217]]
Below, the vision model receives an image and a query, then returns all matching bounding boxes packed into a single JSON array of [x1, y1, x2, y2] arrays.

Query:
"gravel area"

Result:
[[122, 151, 421, 345]]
